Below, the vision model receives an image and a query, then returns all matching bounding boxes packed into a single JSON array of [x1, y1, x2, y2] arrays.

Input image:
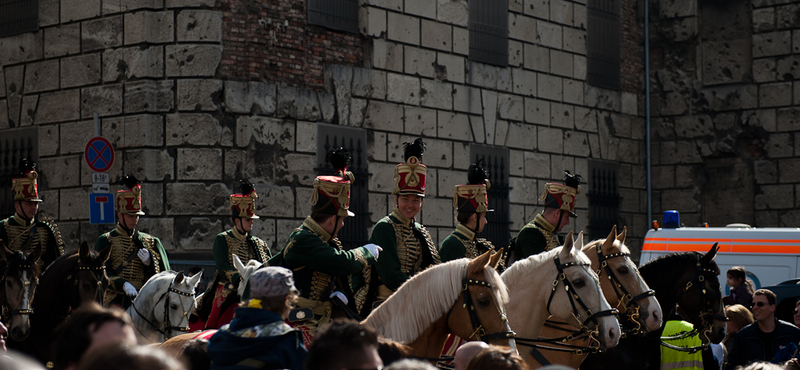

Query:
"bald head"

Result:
[[454, 342, 490, 370]]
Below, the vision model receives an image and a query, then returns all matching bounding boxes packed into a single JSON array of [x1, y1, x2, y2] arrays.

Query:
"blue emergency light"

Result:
[[663, 210, 680, 228]]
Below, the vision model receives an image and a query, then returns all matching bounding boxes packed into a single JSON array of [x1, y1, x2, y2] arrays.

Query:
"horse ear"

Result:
[[188, 270, 203, 290], [98, 243, 113, 264], [560, 230, 575, 259], [173, 271, 185, 285], [468, 250, 492, 275], [575, 231, 584, 250], [601, 226, 616, 253], [79, 241, 90, 262], [233, 254, 245, 273], [617, 225, 627, 243], [488, 250, 502, 269], [701, 243, 719, 266]]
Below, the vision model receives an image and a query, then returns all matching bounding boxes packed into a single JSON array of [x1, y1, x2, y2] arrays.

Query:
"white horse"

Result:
[[503, 231, 621, 355], [127, 270, 203, 343], [231, 254, 263, 298]]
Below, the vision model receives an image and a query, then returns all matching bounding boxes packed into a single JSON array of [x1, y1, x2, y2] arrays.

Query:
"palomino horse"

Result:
[[503, 231, 621, 359], [0, 242, 43, 341], [127, 271, 203, 343], [581, 243, 726, 370], [362, 250, 515, 360], [8, 241, 111, 364], [526, 226, 663, 368]]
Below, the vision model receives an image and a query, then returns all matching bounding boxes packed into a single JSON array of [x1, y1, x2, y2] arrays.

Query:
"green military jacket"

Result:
[[440, 223, 506, 271], [370, 209, 441, 292], [514, 213, 559, 261], [0, 213, 65, 269], [95, 224, 170, 305], [272, 217, 376, 302], [212, 228, 272, 289]]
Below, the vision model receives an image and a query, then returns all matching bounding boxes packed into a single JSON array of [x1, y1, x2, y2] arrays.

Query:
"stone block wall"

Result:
[[0, 0, 647, 257]]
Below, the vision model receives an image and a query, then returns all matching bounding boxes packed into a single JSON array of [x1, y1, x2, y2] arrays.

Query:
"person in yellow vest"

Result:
[[660, 315, 704, 370], [95, 175, 169, 307], [0, 158, 65, 270]]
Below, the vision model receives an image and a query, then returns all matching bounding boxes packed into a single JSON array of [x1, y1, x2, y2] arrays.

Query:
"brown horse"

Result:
[[8, 241, 111, 364], [0, 241, 43, 341], [525, 226, 663, 369], [362, 250, 515, 360]]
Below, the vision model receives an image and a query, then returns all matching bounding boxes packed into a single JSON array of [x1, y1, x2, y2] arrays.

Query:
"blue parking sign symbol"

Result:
[[90, 193, 115, 224]]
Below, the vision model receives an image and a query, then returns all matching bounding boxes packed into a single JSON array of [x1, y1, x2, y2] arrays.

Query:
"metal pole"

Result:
[[645, 0, 652, 226], [94, 112, 100, 137]]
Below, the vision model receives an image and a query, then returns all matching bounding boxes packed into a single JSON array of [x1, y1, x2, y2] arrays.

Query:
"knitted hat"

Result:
[[310, 147, 355, 217], [116, 174, 145, 215], [230, 180, 259, 219], [11, 158, 42, 202], [454, 160, 492, 214], [539, 170, 582, 218], [249, 266, 299, 299], [392, 138, 427, 197]]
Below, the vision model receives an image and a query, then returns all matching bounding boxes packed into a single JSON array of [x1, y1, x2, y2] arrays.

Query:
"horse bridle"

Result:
[[1, 263, 36, 316], [132, 281, 194, 340], [594, 245, 655, 336], [68, 265, 108, 305], [547, 255, 619, 343], [667, 260, 728, 351], [444, 277, 516, 342]]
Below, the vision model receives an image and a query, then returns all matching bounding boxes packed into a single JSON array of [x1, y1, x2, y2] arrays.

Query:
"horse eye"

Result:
[[170, 304, 178, 310], [617, 266, 629, 275], [477, 297, 491, 307], [573, 279, 586, 288]]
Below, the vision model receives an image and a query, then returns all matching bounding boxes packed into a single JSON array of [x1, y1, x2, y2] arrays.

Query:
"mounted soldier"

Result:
[[0, 158, 65, 270], [512, 171, 581, 262], [270, 148, 380, 346], [192, 180, 272, 330], [95, 174, 169, 307]]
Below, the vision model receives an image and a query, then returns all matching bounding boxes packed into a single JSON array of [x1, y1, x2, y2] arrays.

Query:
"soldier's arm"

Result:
[[370, 222, 408, 291], [515, 227, 547, 260], [285, 233, 375, 276], [439, 236, 466, 262], [213, 234, 239, 285], [152, 237, 169, 271], [95, 235, 127, 291]]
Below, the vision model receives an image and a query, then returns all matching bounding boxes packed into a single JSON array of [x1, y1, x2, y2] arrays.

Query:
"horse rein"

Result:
[[665, 259, 728, 352], [131, 281, 194, 340], [1, 264, 36, 316], [68, 265, 108, 305], [594, 245, 655, 337], [443, 276, 517, 342]]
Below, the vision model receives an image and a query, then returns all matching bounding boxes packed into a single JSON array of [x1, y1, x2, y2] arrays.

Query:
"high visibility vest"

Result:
[[660, 320, 704, 370]]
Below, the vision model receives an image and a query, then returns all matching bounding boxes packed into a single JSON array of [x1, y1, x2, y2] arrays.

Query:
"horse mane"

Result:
[[503, 246, 589, 286], [364, 258, 507, 344]]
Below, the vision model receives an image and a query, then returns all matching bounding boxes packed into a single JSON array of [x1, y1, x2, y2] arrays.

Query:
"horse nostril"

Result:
[[608, 328, 616, 341]]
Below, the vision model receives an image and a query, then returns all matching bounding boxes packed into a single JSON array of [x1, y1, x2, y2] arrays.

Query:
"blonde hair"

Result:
[[725, 304, 754, 332]]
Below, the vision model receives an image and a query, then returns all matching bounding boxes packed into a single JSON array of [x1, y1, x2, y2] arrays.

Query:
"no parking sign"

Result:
[[84, 136, 115, 173]]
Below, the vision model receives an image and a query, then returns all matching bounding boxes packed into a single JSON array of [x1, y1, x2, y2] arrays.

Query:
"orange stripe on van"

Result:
[[643, 237, 800, 254]]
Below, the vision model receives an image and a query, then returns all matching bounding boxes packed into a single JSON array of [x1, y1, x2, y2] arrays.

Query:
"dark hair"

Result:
[[465, 346, 529, 370], [727, 266, 755, 293], [304, 319, 379, 370], [310, 212, 336, 225], [456, 211, 474, 225], [378, 338, 412, 366], [53, 302, 134, 370], [754, 289, 777, 306], [179, 338, 210, 370], [77, 342, 183, 370]]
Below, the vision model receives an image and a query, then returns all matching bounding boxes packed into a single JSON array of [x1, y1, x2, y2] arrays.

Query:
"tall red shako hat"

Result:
[[116, 174, 145, 216], [454, 159, 492, 214], [230, 180, 259, 219], [392, 138, 427, 197], [309, 147, 354, 217], [540, 170, 582, 218], [11, 158, 42, 202]]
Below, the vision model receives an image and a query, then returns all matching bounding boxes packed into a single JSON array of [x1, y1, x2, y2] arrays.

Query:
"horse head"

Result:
[[232, 254, 263, 298], [0, 241, 42, 341], [588, 225, 662, 335], [70, 241, 111, 308], [673, 243, 726, 345], [134, 271, 203, 343]]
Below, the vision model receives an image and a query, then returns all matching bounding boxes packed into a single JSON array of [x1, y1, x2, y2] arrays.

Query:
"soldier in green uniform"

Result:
[[512, 171, 581, 262], [352, 139, 440, 317], [95, 175, 170, 307], [193, 180, 272, 330], [0, 158, 65, 270], [270, 148, 380, 346], [440, 160, 504, 270]]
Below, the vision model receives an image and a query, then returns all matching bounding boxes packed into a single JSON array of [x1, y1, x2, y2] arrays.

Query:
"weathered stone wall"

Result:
[[0, 0, 647, 257], [649, 0, 800, 228]]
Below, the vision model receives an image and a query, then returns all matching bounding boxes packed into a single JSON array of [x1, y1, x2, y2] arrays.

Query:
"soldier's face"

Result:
[[476, 213, 488, 233], [237, 217, 254, 233], [556, 211, 570, 231], [397, 195, 423, 219], [15, 201, 38, 219], [121, 213, 139, 229]]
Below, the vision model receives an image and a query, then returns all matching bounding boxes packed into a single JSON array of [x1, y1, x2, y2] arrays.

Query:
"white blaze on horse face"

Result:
[[21, 271, 30, 314]]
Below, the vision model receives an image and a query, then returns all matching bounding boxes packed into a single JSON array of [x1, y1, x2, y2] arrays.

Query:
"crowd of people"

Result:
[[3, 140, 800, 370]]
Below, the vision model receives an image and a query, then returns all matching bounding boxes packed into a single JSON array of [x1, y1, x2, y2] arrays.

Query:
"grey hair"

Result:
[[385, 359, 438, 370]]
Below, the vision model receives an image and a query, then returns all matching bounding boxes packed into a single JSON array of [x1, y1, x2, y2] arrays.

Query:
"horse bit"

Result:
[[594, 244, 655, 337], [444, 277, 517, 342]]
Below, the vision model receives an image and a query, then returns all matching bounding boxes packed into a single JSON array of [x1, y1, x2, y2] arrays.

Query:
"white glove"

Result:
[[123, 282, 138, 297], [363, 243, 383, 259], [329, 291, 349, 305], [137, 248, 151, 266]]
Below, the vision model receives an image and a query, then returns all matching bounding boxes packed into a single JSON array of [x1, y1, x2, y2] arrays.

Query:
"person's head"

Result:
[[247, 266, 299, 318], [53, 302, 136, 370], [453, 341, 490, 370], [116, 174, 145, 230], [740, 362, 786, 370], [304, 319, 382, 370], [311, 212, 345, 237], [395, 194, 423, 219], [726, 266, 747, 288], [464, 346, 528, 370], [14, 200, 39, 221], [752, 289, 777, 323], [77, 342, 184, 370], [11, 158, 43, 221], [118, 213, 140, 230], [725, 304, 755, 334], [456, 212, 488, 233], [377, 338, 412, 367], [542, 207, 570, 232], [384, 359, 437, 370], [233, 217, 254, 233], [230, 180, 260, 233], [178, 338, 210, 370]]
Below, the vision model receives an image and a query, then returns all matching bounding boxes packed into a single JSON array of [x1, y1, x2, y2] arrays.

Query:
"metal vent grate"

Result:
[[470, 144, 511, 250], [1, 127, 38, 216], [307, 0, 359, 34], [469, 0, 509, 67], [0, 0, 39, 38], [587, 0, 621, 90], [316, 124, 370, 249], [587, 159, 621, 240]]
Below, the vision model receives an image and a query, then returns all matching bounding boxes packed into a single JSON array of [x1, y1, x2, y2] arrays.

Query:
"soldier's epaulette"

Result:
[[41, 216, 66, 256]]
